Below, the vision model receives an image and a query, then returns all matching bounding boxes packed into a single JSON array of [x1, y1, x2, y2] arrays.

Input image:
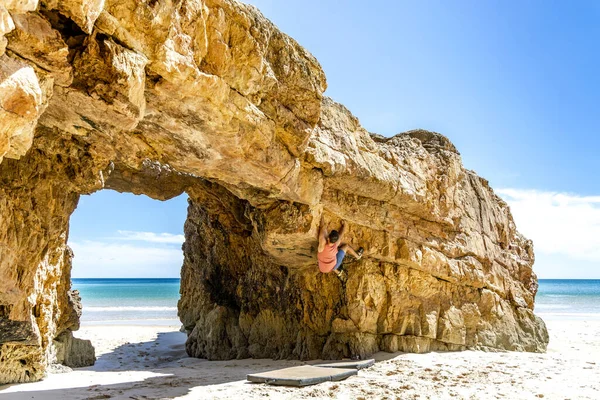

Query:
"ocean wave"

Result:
[[80, 319, 181, 326], [536, 312, 600, 317], [535, 304, 571, 309], [84, 306, 177, 312]]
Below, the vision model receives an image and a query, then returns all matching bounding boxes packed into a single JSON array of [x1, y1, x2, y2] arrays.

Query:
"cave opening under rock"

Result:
[[63, 167, 353, 363], [66, 168, 377, 363]]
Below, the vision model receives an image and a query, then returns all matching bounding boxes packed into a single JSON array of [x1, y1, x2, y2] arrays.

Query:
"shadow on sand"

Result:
[[0, 330, 318, 400]]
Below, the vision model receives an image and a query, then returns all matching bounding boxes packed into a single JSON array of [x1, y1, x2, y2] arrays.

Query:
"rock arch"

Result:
[[0, 0, 547, 384]]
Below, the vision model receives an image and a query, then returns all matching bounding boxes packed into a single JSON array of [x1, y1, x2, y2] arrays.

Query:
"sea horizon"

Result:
[[70, 278, 600, 325], [71, 278, 600, 280]]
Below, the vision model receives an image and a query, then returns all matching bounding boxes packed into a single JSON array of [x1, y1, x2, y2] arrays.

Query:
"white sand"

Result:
[[1, 318, 598, 400]]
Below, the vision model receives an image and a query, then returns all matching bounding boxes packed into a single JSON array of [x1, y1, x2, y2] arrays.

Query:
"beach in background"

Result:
[[1, 278, 599, 399]]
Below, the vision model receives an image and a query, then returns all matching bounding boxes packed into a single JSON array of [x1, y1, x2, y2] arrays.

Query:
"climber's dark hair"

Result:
[[328, 230, 340, 243]]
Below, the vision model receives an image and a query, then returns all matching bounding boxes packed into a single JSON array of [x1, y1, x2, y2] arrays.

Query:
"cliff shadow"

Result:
[[0, 329, 315, 399]]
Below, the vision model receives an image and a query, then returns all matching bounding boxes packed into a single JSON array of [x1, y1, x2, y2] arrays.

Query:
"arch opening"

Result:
[[68, 190, 186, 334]]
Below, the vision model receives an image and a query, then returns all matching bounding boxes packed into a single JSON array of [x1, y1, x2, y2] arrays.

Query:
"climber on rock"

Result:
[[317, 217, 364, 277]]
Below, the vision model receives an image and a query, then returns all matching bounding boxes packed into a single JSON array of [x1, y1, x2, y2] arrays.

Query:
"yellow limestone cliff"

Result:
[[0, 0, 548, 384]]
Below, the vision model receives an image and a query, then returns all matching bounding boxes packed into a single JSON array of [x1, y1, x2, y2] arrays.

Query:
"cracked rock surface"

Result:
[[0, 0, 547, 384]]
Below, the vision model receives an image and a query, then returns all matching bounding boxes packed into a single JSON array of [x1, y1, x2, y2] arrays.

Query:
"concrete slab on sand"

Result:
[[247, 365, 357, 387], [315, 359, 375, 370]]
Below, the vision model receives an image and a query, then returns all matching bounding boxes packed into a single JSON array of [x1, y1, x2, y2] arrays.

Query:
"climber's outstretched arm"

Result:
[[337, 220, 346, 244], [318, 216, 327, 252]]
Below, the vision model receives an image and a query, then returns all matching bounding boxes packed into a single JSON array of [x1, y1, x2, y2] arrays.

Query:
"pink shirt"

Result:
[[318, 242, 338, 273]]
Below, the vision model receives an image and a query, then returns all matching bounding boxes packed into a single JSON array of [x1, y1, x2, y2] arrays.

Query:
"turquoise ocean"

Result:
[[72, 278, 181, 325], [71, 278, 600, 325], [535, 279, 600, 320]]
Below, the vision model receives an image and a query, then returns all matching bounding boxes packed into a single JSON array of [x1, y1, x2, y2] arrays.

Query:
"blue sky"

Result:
[[68, 1, 599, 278], [69, 193, 188, 278]]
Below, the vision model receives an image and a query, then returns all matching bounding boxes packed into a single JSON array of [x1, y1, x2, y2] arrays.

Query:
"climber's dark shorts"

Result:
[[334, 250, 346, 270]]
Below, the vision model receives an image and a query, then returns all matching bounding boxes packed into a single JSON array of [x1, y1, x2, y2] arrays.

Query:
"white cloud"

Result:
[[69, 240, 183, 278], [114, 230, 185, 244], [497, 188, 600, 263]]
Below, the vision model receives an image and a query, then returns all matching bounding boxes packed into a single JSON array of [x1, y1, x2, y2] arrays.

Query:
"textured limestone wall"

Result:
[[0, 0, 547, 384], [0, 131, 101, 382], [177, 123, 548, 361]]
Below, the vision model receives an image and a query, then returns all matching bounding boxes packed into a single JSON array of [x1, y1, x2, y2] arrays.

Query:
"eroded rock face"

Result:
[[0, 0, 547, 384], [177, 118, 548, 361]]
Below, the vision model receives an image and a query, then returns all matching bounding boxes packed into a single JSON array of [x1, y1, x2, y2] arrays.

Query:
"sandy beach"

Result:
[[0, 317, 597, 399]]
